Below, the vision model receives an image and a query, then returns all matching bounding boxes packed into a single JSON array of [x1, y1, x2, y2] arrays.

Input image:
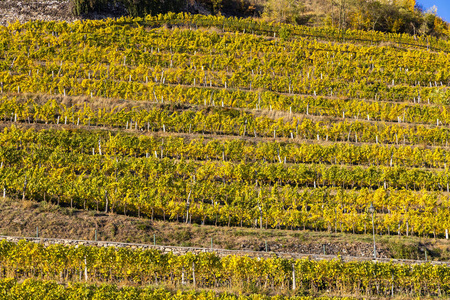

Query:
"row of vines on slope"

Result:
[[0, 278, 347, 300], [2, 16, 450, 104], [0, 240, 449, 297], [2, 96, 450, 147], [2, 126, 450, 236]]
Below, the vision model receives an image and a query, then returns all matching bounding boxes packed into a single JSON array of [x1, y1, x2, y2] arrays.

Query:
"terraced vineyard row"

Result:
[[0, 240, 449, 297], [0, 278, 348, 299], [2, 15, 450, 104], [2, 96, 450, 148], [1, 125, 450, 236], [3, 121, 450, 169], [5, 88, 450, 127]]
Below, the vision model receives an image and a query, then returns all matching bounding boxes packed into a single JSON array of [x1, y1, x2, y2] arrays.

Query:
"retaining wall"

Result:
[[0, 235, 446, 266]]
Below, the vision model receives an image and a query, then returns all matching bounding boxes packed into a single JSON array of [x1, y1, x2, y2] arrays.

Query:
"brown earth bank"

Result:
[[1, 197, 449, 261]]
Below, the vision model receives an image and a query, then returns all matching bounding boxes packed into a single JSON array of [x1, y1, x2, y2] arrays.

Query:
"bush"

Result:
[[263, 0, 305, 24]]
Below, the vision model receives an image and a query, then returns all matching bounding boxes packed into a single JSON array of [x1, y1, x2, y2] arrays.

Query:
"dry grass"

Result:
[[17, 92, 153, 111]]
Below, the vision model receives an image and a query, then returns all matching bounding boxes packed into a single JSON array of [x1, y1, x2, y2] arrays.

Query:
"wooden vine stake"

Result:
[[84, 256, 88, 281], [104, 191, 109, 213], [292, 263, 296, 290], [182, 266, 186, 285], [185, 190, 192, 223], [192, 262, 196, 287]]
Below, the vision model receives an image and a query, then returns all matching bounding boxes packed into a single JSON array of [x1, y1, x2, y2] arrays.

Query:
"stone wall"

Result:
[[0, 235, 446, 266]]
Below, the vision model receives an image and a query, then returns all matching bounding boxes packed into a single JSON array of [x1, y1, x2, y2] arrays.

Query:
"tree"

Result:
[[263, 0, 304, 24]]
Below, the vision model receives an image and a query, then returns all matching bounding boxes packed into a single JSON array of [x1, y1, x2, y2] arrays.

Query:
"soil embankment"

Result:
[[1, 197, 447, 261]]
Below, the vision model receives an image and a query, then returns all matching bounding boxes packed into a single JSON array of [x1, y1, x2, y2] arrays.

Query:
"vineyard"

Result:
[[2, 11, 450, 298], [0, 239, 450, 298]]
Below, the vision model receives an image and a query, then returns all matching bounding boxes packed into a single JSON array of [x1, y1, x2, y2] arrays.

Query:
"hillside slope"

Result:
[[1, 13, 450, 298]]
